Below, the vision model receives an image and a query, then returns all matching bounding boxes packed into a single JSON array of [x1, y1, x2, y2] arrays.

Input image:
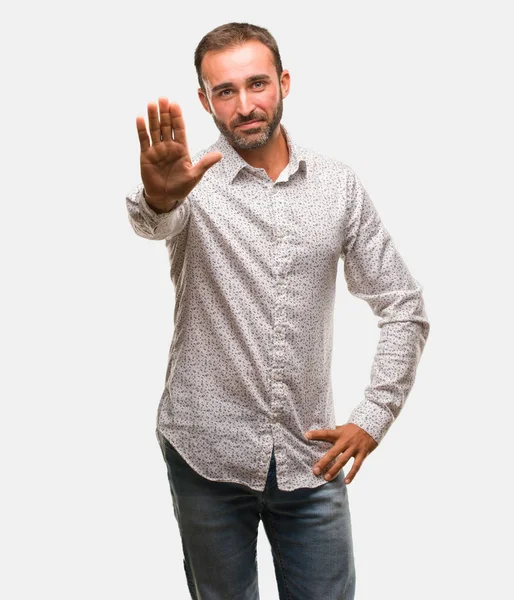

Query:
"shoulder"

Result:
[[302, 145, 359, 198]]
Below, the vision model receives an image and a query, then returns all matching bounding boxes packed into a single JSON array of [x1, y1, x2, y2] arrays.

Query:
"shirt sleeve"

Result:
[[125, 183, 191, 241], [340, 167, 430, 445]]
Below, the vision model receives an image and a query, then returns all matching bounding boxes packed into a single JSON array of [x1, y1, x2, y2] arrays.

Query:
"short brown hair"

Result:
[[194, 22, 284, 95]]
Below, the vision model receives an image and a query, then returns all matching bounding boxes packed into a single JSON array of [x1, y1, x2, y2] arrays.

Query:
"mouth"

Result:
[[237, 120, 263, 129]]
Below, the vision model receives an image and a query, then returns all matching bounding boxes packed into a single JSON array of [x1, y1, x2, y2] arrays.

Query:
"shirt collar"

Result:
[[209, 122, 308, 184]]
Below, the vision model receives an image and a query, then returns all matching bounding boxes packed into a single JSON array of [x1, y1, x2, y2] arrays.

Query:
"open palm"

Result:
[[136, 97, 222, 210]]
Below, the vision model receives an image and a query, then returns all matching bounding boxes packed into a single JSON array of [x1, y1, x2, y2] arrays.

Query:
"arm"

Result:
[[125, 183, 190, 241], [340, 167, 430, 445]]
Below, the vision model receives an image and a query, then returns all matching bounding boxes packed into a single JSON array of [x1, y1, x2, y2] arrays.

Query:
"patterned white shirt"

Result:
[[125, 123, 430, 492]]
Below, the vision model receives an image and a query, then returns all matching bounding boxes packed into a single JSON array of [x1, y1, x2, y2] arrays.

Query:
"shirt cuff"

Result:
[[126, 184, 189, 240], [347, 400, 395, 445]]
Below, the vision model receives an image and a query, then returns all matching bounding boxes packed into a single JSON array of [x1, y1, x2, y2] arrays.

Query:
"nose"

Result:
[[235, 91, 257, 119]]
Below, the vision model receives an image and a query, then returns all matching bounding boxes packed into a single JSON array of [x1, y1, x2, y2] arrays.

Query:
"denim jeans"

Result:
[[156, 430, 356, 600]]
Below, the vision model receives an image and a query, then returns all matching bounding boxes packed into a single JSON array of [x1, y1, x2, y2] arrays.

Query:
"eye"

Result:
[[218, 81, 266, 97]]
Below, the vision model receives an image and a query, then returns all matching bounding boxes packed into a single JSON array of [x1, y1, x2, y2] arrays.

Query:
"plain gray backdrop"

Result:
[[2, 1, 512, 598]]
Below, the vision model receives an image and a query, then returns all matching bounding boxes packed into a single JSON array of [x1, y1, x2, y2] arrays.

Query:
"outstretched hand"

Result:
[[136, 97, 222, 211], [305, 423, 378, 484]]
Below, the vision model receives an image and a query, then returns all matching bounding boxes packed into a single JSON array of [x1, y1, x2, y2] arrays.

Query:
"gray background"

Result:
[[2, 1, 512, 598]]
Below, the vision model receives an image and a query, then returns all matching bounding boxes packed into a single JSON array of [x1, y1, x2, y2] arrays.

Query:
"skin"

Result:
[[305, 424, 378, 485]]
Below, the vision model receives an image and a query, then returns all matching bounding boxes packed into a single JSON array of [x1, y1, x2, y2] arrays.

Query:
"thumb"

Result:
[[193, 151, 223, 179]]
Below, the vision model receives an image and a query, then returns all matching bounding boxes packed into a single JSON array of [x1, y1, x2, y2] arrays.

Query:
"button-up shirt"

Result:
[[125, 123, 430, 492]]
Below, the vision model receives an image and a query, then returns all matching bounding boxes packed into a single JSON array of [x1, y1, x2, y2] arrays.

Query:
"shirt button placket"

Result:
[[270, 182, 288, 467]]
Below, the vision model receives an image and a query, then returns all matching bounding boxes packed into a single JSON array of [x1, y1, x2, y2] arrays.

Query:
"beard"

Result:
[[210, 91, 284, 151]]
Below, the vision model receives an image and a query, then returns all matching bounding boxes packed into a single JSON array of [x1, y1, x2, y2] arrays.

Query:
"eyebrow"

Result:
[[211, 74, 272, 94]]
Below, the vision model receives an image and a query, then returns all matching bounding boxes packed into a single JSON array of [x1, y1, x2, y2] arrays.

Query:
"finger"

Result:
[[193, 151, 223, 179], [313, 444, 348, 475], [136, 115, 150, 153], [322, 453, 349, 481], [158, 97, 172, 142], [343, 453, 365, 484], [169, 102, 188, 147], [147, 101, 162, 145], [306, 428, 336, 441]]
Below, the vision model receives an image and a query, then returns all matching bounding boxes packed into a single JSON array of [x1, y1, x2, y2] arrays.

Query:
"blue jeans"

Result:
[[157, 431, 356, 599]]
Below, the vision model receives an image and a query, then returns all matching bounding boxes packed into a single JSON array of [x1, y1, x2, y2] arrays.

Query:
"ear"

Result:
[[279, 70, 291, 100], [198, 88, 212, 114]]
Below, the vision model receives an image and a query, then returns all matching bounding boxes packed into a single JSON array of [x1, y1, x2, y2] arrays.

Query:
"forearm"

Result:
[[347, 307, 430, 444]]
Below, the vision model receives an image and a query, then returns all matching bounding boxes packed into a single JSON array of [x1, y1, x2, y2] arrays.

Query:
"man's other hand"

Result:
[[305, 423, 378, 484]]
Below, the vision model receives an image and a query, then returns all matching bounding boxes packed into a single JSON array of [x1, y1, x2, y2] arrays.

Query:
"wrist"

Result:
[[143, 189, 178, 213]]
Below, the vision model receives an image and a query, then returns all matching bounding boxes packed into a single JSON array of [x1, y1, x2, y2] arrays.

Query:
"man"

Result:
[[125, 21, 430, 600]]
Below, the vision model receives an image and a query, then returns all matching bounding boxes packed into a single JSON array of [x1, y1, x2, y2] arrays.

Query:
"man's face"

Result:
[[198, 40, 289, 151]]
